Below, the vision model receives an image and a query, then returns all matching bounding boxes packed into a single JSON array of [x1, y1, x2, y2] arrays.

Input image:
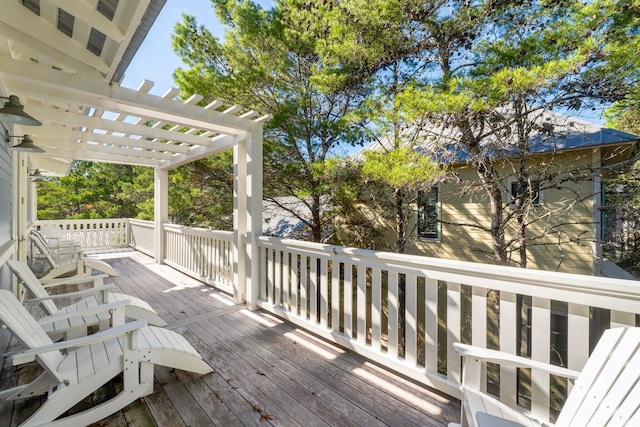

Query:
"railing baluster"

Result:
[[291, 253, 298, 316], [371, 268, 382, 351], [275, 249, 282, 307], [531, 297, 551, 421], [500, 291, 518, 408], [300, 255, 308, 320], [331, 259, 340, 333], [388, 271, 399, 358], [405, 274, 417, 366], [447, 282, 461, 385], [344, 263, 353, 340], [283, 250, 290, 311], [357, 264, 366, 345], [425, 277, 438, 374], [310, 256, 318, 324]]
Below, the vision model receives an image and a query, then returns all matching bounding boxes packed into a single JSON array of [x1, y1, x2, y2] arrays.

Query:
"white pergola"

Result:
[[0, 0, 266, 303]]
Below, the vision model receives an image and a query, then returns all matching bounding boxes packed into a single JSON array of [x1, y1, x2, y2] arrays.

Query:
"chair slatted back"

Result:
[[0, 289, 65, 382], [557, 327, 640, 426], [29, 232, 59, 269], [7, 259, 60, 316]]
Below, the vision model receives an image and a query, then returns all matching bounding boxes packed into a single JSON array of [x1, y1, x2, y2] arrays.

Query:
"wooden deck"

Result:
[[2, 249, 460, 426]]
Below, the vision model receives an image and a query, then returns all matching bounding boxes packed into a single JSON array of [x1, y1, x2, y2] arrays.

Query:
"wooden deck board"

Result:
[[1, 250, 460, 426]]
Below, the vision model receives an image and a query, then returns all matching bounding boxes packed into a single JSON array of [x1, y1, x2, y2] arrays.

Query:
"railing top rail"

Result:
[[128, 219, 153, 226], [35, 218, 129, 225], [163, 223, 233, 238], [257, 236, 640, 308]]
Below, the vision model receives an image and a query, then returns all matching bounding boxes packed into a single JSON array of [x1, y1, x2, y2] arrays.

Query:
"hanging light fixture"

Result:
[[0, 95, 41, 126], [8, 135, 45, 153], [30, 168, 45, 182]]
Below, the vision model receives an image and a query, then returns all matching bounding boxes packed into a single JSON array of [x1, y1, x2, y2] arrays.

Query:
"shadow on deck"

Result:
[[1, 249, 460, 426]]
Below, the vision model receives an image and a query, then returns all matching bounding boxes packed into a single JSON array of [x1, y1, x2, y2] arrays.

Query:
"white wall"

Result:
[[0, 126, 12, 290]]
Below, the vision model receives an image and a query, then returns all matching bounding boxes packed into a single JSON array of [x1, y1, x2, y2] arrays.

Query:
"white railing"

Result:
[[255, 236, 640, 424], [164, 224, 234, 295], [129, 219, 154, 256], [34, 219, 129, 250], [30, 219, 640, 423]]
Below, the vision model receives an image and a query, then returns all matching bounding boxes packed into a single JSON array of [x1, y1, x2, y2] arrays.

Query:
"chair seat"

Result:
[[463, 388, 548, 427], [57, 325, 211, 385]]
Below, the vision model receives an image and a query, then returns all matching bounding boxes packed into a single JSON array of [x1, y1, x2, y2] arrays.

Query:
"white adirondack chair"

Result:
[[32, 229, 81, 251], [0, 289, 212, 427], [29, 232, 118, 281], [451, 327, 640, 427], [8, 260, 167, 340]]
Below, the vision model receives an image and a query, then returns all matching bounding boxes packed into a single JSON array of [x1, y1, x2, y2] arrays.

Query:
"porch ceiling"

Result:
[[0, 0, 267, 175]]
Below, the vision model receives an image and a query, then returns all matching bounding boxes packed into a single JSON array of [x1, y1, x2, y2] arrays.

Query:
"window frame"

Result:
[[508, 177, 543, 207], [417, 186, 441, 242]]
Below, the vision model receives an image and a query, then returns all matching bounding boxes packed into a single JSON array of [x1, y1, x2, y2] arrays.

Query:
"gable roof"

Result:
[[354, 110, 639, 165], [263, 196, 332, 241]]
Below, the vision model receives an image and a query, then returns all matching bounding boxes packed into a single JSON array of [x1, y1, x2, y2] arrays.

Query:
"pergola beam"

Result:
[[3, 61, 254, 136], [23, 104, 218, 148], [28, 126, 193, 155], [162, 135, 238, 169]]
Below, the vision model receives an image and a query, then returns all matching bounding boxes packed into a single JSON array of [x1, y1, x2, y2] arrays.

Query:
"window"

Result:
[[21, 0, 40, 15], [57, 8, 74, 37], [87, 28, 107, 56], [97, 0, 119, 21], [510, 179, 541, 206], [418, 187, 439, 240]]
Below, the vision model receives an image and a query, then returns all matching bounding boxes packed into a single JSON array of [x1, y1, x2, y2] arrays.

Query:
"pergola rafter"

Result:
[[2, 61, 268, 172], [1, 0, 266, 305]]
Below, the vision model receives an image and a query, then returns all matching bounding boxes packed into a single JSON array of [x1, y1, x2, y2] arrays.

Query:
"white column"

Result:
[[233, 140, 247, 304], [154, 167, 168, 264], [247, 125, 263, 310], [14, 153, 28, 263]]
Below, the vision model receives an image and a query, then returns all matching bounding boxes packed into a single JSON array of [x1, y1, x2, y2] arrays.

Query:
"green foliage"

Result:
[[168, 152, 234, 228], [37, 162, 152, 220], [362, 147, 440, 191], [172, 0, 368, 241]]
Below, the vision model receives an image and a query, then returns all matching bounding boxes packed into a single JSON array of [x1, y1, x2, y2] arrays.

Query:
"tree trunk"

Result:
[[395, 188, 406, 254], [311, 192, 322, 242]]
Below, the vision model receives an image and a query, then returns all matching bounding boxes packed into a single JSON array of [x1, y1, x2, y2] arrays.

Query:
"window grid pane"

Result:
[[21, 0, 40, 15], [87, 28, 107, 56], [97, 0, 119, 21], [418, 188, 439, 240], [57, 8, 74, 38]]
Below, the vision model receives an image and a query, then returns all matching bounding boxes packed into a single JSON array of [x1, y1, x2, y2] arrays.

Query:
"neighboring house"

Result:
[[350, 112, 639, 277], [263, 196, 333, 241]]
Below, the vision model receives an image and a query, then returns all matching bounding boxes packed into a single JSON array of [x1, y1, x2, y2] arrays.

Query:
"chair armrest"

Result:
[[6, 319, 148, 365], [24, 284, 115, 304], [453, 343, 581, 380], [36, 299, 130, 325], [41, 273, 109, 289]]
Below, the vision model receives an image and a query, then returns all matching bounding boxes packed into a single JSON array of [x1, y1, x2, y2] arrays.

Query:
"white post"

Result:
[[154, 167, 168, 265], [247, 125, 263, 310], [14, 153, 28, 264], [234, 141, 247, 304]]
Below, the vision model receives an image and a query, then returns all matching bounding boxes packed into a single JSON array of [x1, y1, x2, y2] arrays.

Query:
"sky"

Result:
[[121, 0, 607, 125], [121, 0, 222, 96]]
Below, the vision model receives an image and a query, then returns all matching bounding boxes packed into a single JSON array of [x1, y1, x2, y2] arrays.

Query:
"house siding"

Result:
[[410, 150, 597, 275]]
